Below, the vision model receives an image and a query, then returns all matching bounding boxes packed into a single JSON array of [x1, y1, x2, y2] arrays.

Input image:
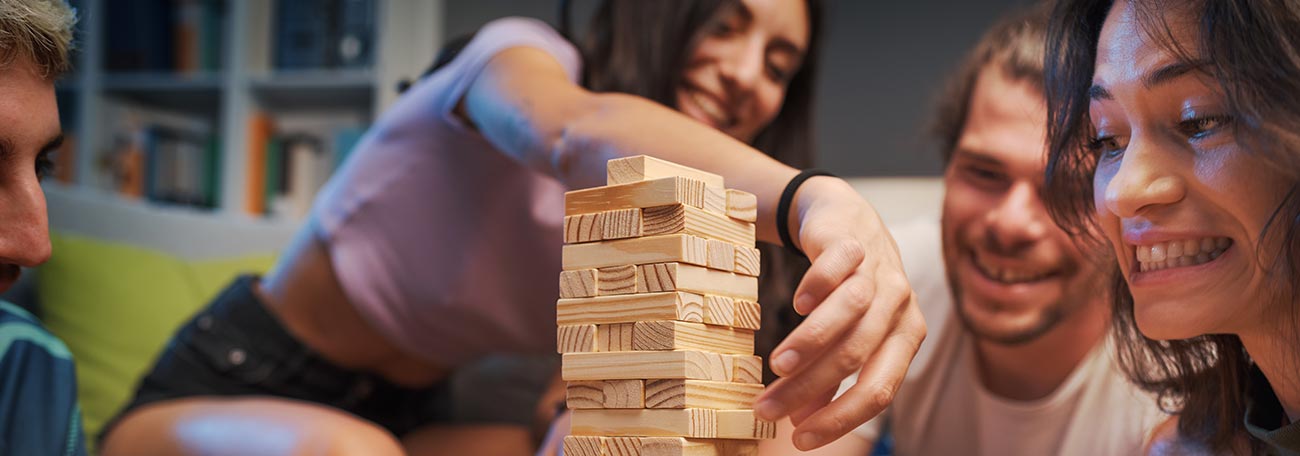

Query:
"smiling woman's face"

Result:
[[1088, 0, 1294, 340], [677, 0, 808, 143]]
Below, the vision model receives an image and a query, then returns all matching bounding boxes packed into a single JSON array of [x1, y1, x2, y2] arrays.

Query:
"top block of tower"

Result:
[[607, 155, 725, 189]]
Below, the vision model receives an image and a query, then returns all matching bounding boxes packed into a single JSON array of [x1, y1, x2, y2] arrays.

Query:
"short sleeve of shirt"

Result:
[[0, 302, 87, 456], [421, 17, 582, 131]]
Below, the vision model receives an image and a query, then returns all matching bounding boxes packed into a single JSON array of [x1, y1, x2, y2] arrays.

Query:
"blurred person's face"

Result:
[[678, 0, 808, 143], [942, 66, 1107, 345], [0, 56, 60, 295], [1089, 1, 1293, 340]]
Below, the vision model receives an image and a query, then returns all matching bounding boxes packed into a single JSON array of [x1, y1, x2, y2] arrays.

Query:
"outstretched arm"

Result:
[[450, 45, 926, 450]]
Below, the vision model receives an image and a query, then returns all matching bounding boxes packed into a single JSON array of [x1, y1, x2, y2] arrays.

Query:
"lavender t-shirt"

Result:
[[311, 17, 580, 368]]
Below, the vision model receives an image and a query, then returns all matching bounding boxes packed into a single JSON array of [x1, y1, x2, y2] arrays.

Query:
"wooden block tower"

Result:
[[559, 156, 773, 456]]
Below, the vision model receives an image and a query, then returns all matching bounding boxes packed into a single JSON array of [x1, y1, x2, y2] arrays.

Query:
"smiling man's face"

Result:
[[941, 65, 1107, 345], [0, 55, 61, 295]]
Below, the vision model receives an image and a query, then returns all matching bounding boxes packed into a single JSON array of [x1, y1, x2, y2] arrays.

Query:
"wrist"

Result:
[[778, 171, 843, 256]]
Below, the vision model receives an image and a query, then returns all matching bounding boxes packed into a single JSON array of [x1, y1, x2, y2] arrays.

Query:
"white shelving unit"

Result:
[[55, 0, 443, 229]]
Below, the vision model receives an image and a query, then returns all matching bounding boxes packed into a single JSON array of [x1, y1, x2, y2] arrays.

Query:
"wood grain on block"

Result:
[[632, 320, 754, 355], [563, 234, 709, 270], [564, 212, 604, 244], [597, 265, 640, 295], [638, 262, 759, 300], [560, 269, 598, 298], [570, 408, 716, 438], [601, 208, 642, 240], [732, 246, 760, 277], [644, 379, 764, 409], [638, 438, 757, 456], [642, 204, 756, 247], [724, 189, 758, 222], [606, 155, 725, 189], [563, 436, 605, 456], [732, 299, 761, 330], [703, 295, 735, 326], [605, 437, 644, 456], [715, 410, 776, 439], [564, 208, 642, 244], [703, 187, 727, 216], [557, 292, 704, 326], [558, 324, 597, 353], [705, 239, 735, 272], [566, 176, 707, 215], [562, 350, 734, 382], [567, 379, 645, 409], [731, 355, 763, 384], [598, 322, 635, 351]]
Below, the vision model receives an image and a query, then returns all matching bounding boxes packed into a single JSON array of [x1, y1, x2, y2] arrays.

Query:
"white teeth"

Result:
[[974, 253, 1052, 284], [1134, 237, 1232, 273], [691, 91, 730, 126]]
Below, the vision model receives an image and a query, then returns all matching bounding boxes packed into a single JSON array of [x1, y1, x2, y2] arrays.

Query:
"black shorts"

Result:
[[102, 275, 559, 442]]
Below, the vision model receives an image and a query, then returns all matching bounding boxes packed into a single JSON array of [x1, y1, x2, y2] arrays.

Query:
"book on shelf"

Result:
[[245, 112, 368, 219], [274, 0, 374, 70], [97, 100, 220, 209], [105, 0, 224, 74]]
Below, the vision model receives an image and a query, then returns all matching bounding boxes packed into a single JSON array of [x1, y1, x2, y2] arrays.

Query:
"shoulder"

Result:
[[463, 17, 579, 67], [1144, 416, 1242, 456], [0, 301, 72, 362]]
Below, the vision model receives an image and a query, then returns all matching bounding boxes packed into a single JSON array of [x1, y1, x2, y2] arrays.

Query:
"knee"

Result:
[[296, 418, 404, 456]]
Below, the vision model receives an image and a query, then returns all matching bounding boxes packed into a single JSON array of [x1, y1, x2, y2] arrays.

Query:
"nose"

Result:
[[718, 36, 764, 97], [1102, 136, 1185, 218], [0, 175, 51, 267], [984, 182, 1050, 253]]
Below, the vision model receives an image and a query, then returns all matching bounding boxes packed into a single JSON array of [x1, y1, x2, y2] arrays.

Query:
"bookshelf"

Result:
[[54, 0, 442, 226]]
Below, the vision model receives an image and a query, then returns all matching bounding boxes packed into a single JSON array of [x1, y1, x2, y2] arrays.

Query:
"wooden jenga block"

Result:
[[557, 292, 705, 326], [563, 435, 606, 456], [566, 176, 707, 215], [558, 324, 597, 353], [602, 208, 643, 240], [703, 295, 735, 326], [724, 189, 757, 222], [705, 239, 735, 272], [642, 204, 756, 247], [715, 410, 776, 439], [644, 379, 764, 409], [598, 265, 641, 295], [732, 246, 760, 277], [731, 355, 762, 384], [567, 380, 645, 409], [565, 212, 605, 244], [732, 299, 761, 330], [571, 408, 717, 438], [606, 155, 725, 189], [563, 235, 709, 270], [638, 262, 758, 300], [562, 350, 734, 382], [632, 320, 754, 355], [703, 187, 727, 216], [605, 437, 643, 456], [639, 438, 757, 456], [565, 208, 643, 244], [560, 269, 599, 298], [598, 323, 635, 351]]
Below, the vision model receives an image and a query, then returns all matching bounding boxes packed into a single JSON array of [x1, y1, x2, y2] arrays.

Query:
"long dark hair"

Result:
[[1043, 0, 1300, 451]]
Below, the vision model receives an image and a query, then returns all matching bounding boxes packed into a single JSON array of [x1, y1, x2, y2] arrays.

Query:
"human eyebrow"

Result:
[[40, 134, 64, 154], [1143, 60, 1208, 89], [1088, 84, 1112, 100]]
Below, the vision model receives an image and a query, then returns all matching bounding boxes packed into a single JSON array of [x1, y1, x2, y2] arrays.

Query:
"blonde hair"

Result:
[[0, 0, 75, 79]]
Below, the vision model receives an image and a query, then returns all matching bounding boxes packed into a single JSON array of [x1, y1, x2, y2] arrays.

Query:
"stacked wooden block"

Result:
[[559, 156, 774, 456]]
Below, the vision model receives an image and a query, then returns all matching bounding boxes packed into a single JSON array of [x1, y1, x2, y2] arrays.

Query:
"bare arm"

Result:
[[438, 45, 926, 450]]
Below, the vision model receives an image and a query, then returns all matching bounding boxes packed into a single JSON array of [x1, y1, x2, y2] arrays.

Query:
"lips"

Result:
[[684, 87, 736, 129], [972, 250, 1058, 284]]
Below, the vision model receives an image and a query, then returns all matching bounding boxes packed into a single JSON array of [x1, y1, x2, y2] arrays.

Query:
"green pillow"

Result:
[[37, 233, 276, 451]]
